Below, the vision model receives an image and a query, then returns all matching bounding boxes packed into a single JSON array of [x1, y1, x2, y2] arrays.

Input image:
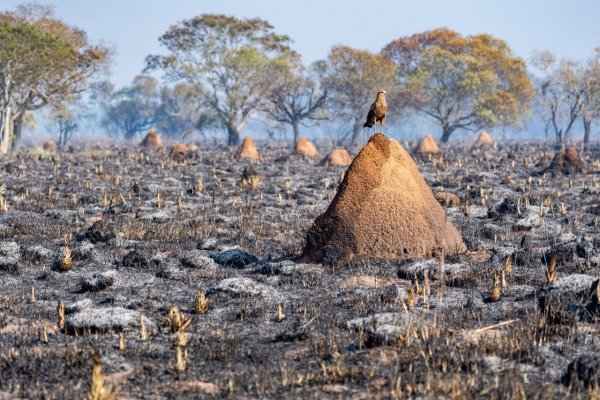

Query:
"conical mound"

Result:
[[140, 129, 163, 149], [170, 143, 191, 160], [473, 131, 494, 149], [294, 138, 318, 158], [543, 147, 588, 175], [414, 134, 441, 156], [321, 149, 353, 167], [43, 139, 58, 152], [302, 134, 466, 264], [236, 137, 260, 161]]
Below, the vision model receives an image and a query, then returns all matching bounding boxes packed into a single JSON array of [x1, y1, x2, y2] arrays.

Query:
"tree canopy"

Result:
[[0, 4, 110, 153], [146, 14, 295, 145], [262, 59, 328, 146], [382, 28, 533, 143], [315, 46, 394, 145]]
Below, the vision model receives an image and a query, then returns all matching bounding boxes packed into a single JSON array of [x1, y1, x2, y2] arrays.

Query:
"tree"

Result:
[[262, 61, 328, 146], [315, 46, 394, 145], [532, 51, 587, 144], [154, 83, 217, 140], [48, 102, 79, 148], [0, 4, 110, 153], [96, 76, 160, 139], [582, 49, 600, 148], [146, 14, 294, 145], [382, 28, 533, 143]]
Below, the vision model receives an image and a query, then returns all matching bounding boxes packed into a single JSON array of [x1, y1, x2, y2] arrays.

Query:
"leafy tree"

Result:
[[154, 83, 217, 140], [582, 49, 600, 148], [262, 60, 328, 146], [146, 14, 294, 145], [0, 4, 110, 153], [95, 76, 160, 139], [315, 46, 394, 145], [382, 28, 533, 143], [532, 51, 587, 144]]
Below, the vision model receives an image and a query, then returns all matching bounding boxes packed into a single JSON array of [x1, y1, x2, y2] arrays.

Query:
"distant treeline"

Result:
[[1, 4, 599, 152]]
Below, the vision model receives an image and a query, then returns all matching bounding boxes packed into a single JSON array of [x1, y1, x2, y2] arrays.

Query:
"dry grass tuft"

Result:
[[194, 291, 210, 315], [85, 350, 118, 400], [59, 247, 73, 271], [546, 255, 558, 284], [57, 300, 65, 330], [489, 274, 501, 302]]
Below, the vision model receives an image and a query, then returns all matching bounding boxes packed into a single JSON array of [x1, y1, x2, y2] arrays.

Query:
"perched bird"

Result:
[[363, 90, 387, 133]]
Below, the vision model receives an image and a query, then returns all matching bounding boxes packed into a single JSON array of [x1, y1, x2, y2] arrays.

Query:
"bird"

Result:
[[363, 90, 387, 133]]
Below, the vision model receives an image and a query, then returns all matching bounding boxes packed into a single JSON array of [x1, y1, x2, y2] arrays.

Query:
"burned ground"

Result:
[[1, 141, 600, 399]]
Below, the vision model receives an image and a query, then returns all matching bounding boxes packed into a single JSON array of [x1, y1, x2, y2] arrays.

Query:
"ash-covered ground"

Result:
[[1, 140, 600, 399]]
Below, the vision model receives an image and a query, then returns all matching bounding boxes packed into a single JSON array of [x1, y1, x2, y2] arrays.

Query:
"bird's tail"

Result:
[[363, 122, 373, 128]]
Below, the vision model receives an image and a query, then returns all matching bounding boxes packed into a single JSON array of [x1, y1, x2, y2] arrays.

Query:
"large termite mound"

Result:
[[301, 133, 466, 264]]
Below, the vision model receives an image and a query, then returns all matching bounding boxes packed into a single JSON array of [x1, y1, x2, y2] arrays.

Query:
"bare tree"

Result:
[[263, 64, 328, 147], [582, 49, 600, 149], [48, 103, 79, 148], [532, 51, 587, 144]]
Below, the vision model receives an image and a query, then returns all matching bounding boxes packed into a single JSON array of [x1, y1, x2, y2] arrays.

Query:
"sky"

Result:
[[3, 0, 600, 87]]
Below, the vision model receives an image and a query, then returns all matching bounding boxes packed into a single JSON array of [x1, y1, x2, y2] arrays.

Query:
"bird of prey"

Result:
[[363, 90, 387, 133]]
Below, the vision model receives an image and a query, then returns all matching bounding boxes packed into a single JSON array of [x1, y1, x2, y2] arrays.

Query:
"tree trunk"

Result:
[[226, 124, 240, 146], [440, 125, 454, 143], [11, 113, 23, 152], [292, 120, 300, 148], [0, 105, 12, 155], [583, 115, 592, 151]]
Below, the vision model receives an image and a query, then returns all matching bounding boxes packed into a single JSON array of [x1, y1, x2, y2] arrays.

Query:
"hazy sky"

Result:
[[3, 0, 600, 87]]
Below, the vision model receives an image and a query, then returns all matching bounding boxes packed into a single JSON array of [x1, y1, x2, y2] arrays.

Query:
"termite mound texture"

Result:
[[294, 138, 318, 158], [140, 128, 163, 149], [321, 148, 353, 167], [414, 134, 441, 156], [236, 137, 260, 161], [473, 131, 494, 149], [301, 133, 466, 264], [543, 147, 589, 175]]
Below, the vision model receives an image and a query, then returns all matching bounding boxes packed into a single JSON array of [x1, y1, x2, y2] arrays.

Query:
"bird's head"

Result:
[[377, 90, 387, 96]]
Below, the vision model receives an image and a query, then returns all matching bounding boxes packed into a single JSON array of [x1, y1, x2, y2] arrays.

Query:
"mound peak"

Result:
[[473, 131, 494, 149], [140, 129, 163, 149], [236, 137, 260, 161], [321, 148, 353, 167], [414, 134, 441, 156], [170, 143, 192, 160], [302, 133, 466, 264], [543, 146, 588, 175], [43, 139, 58, 152], [294, 138, 318, 158]]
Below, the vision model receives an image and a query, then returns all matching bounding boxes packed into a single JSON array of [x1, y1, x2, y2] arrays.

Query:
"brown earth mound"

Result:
[[43, 140, 58, 152], [171, 143, 192, 160], [473, 131, 494, 149], [435, 189, 461, 208], [321, 149, 353, 167], [294, 138, 318, 158], [414, 134, 441, 156], [236, 137, 260, 161], [543, 147, 588, 175], [302, 133, 466, 264], [140, 129, 163, 149]]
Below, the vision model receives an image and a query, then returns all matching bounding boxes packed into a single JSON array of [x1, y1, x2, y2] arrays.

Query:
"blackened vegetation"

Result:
[[0, 142, 599, 398]]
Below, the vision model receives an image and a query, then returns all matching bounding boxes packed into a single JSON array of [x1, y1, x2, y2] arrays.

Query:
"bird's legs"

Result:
[[381, 119, 384, 133], [373, 120, 377, 134]]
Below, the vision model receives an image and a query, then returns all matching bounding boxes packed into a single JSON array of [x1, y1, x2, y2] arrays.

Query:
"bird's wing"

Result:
[[366, 102, 377, 122]]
